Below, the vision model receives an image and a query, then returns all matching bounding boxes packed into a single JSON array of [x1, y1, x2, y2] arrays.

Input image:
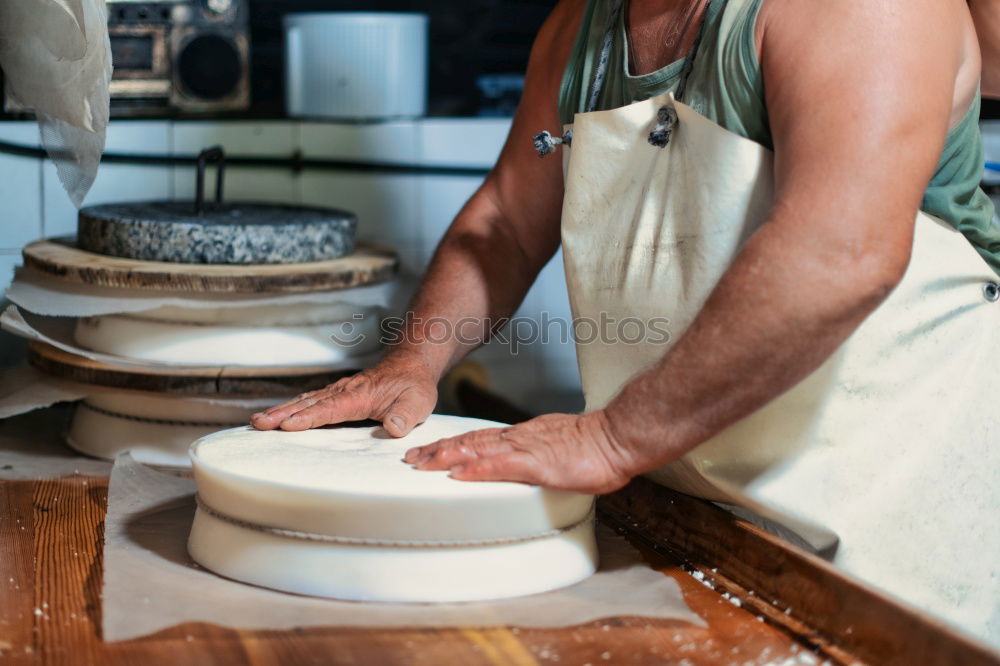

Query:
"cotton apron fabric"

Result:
[[558, 92, 1000, 643]]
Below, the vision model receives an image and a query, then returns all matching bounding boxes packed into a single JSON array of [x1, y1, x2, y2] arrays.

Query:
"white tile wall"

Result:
[[301, 121, 420, 162], [0, 252, 22, 297], [43, 120, 173, 238], [0, 123, 42, 252], [303, 171, 421, 254], [418, 118, 511, 167], [413, 117, 508, 272], [0, 115, 583, 409], [172, 122, 299, 203], [300, 121, 422, 264]]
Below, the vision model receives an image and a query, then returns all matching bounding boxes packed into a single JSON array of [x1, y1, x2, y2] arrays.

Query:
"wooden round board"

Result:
[[28, 342, 356, 395], [22, 238, 398, 294]]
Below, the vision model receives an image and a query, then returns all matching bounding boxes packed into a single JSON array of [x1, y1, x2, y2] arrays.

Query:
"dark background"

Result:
[[1, 1, 998, 120], [248, 0, 553, 117], [247, 0, 1000, 119]]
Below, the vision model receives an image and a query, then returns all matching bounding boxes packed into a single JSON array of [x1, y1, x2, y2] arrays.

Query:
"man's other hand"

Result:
[[403, 411, 636, 494]]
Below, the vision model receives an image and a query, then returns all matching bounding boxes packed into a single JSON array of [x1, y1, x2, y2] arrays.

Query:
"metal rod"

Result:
[[194, 146, 225, 215]]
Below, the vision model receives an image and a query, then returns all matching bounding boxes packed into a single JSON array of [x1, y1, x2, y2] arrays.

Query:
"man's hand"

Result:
[[403, 411, 636, 494], [250, 351, 437, 436]]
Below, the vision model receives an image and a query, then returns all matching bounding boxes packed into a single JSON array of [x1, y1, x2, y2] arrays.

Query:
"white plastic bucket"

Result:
[[284, 12, 428, 120]]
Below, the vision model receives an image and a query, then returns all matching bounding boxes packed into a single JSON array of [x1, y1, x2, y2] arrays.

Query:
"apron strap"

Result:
[[648, 0, 714, 148], [587, 0, 626, 113], [673, 0, 713, 103], [532, 0, 715, 157], [532, 0, 623, 158]]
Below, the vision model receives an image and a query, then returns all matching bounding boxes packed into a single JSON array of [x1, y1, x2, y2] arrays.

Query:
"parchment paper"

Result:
[[0, 366, 89, 420], [0, 405, 111, 480], [102, 454, 705, 642], [6, 266, 399, 318], [0, 0, 111, 205], [0, 305, 385, 371]]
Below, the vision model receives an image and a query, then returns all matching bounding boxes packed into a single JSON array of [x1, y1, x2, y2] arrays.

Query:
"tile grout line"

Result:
[[37, 141, 45, 241]]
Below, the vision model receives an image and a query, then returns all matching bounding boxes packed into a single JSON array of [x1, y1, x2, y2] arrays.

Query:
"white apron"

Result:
[[556, 90, 1000, 643]]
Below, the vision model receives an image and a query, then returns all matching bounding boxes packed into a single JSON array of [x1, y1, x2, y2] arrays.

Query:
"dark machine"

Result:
[[3, 0, 250, 117], [107, 0, 250, 115]]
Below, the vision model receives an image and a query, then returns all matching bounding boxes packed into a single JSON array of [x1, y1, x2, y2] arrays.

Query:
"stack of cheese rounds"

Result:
[[188, 415, 598, 602], [9, 222, 398, 467]]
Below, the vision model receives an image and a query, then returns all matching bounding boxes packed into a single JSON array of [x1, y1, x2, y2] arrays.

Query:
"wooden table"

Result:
[[1, 409, 998, 665], [2, 475, 814, 666]]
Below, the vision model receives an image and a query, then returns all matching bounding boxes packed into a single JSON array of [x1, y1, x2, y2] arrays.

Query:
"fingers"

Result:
[[250, 392, 319, 430], [404, 428, 514, 469], [277, 390, 373, 431], [449, 452, 542, 485], [381, 388, 434, 438]]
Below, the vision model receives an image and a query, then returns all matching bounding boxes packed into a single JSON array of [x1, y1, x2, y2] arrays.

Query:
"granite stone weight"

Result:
[[78, 201, 358, 265]]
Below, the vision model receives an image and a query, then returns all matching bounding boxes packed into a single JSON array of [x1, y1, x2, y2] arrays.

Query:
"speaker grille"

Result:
[[177, 33, 242, 100]]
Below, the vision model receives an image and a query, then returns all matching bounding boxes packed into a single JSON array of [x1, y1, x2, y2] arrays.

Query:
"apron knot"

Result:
[[533, 129, 573, 157], [648, 106, 679, 148]]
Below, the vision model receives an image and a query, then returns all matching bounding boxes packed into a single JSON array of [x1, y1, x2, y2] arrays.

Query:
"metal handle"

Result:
[[194, 146, 226, 216]]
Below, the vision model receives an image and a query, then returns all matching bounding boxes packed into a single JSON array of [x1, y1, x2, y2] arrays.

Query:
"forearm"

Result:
[[390, 186, 554, 379], [599, 0, 952, 475], [971, 0, 1000, 98], [603, 216, 907, 474]]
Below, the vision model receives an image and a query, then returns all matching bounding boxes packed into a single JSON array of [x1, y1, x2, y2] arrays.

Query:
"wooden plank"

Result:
[[599, 477, 1000, 666], [31, 477, 105, 666], [28, 342, 356, 395], [0, 474, 820, 665], [22, 238, 398, 294], [0, 481, 36, 662]]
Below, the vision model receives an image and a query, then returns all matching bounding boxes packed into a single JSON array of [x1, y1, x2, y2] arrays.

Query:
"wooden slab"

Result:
[[0, 472, 824, 665], [599, 478, 1000, 666], [2, 406, 998, 664], [22, 237, 398, 294], [28, 342, 356, 395]]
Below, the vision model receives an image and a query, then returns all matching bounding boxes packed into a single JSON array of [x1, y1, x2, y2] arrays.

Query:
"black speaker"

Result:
[[103, 0, 250, 116], [170, 0, 250, 112]]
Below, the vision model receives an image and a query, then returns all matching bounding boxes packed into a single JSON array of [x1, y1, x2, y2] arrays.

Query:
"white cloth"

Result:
[[0, 0, 112, 206], [560, 92, 1000, 645]]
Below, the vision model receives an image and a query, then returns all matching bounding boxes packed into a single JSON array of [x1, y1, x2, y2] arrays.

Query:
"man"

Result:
[[255, 0, 999, 644]]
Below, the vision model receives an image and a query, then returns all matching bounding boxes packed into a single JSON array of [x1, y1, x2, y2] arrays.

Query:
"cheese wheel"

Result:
[[188, 416, 598, 601], [67, 390, 276, 467], [73, 302, 383, 366]]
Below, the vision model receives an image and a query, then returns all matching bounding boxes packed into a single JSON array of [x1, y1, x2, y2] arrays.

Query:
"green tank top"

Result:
[[558, 0, 1000, 276]]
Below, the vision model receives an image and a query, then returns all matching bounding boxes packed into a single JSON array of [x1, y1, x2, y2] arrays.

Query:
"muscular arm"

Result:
[[410, 0, 967, 492], [251, 2, 580, 434], [602, 0, 966, 471], [394, 3, 575, 378], [971, 0, 1000, 97]]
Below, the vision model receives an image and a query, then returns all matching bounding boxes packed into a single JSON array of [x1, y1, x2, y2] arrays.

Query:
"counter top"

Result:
[[0, 409, 997, 665]]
